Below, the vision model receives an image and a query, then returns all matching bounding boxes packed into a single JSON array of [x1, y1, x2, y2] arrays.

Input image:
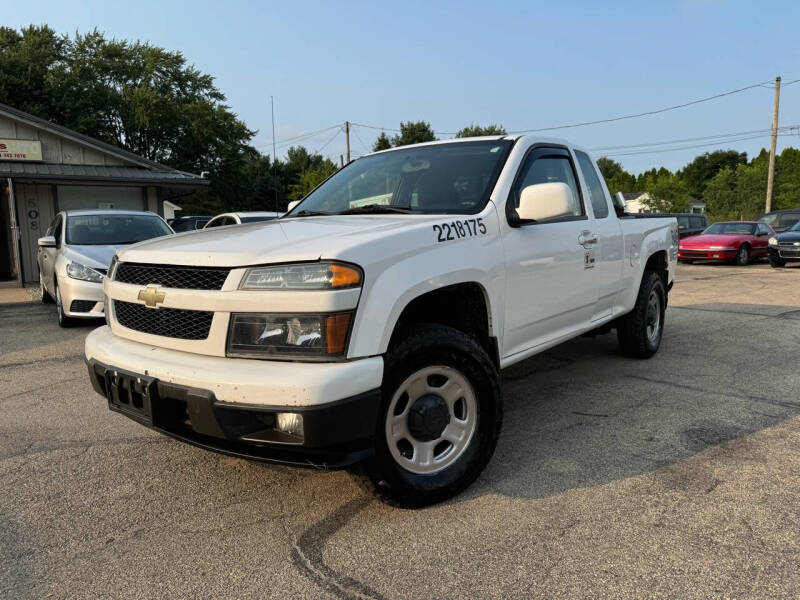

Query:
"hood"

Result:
[[64, 244, 126, 269], [118, 214, 449, 267], [775, 230, 800, 243], [680, 234, 749, 248]]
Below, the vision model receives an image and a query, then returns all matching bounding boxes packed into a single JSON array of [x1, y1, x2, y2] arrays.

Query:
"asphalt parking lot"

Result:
[[2, 262, 800, 599]]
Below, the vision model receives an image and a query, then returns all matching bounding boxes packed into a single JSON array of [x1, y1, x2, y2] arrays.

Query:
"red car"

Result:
[[678, 221, 774, 265]]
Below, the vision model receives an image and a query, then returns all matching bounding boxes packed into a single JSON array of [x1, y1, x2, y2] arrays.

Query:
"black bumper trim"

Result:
[[86, 359, 380, 469]]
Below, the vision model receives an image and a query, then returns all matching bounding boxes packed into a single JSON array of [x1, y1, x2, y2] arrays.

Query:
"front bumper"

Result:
[[87, 359, 380, 468], [678, 248, 737, 261], [84, 326, 385, 468], [60, 276, 105, 318], [768, 246, 800, 262]]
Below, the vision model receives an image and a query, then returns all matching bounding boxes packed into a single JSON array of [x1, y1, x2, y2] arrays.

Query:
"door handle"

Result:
[[578, 231, 598, 247]]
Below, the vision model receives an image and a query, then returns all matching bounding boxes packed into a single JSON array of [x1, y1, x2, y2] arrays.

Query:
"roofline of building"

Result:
[[0, 102, 204, 180], [1, 172, 208, 186]]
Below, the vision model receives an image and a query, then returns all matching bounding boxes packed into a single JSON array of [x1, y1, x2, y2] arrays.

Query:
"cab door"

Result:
[[501, 146, 599, 358], [573, 150, 624, 321]]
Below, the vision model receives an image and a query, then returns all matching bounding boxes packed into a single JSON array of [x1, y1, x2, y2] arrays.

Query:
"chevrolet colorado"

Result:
[[85, 136, 678, 507]]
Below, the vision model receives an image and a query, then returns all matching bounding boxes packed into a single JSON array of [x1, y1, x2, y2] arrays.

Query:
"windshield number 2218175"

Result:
[[433, 218, 486, 243]]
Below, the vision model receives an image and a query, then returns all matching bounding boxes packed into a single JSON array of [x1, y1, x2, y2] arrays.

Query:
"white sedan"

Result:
[[37, 209, 173, 327], [203, 211, 283, 228]]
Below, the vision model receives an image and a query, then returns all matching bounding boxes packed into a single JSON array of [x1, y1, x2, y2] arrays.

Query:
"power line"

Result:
[[590, 126, 799, 152], [314, 127, 342, 154], [254, 124, 341, 149], [508, 80, 774, 134], [600, 133, 794, 158], [351, 125, 372, 154]]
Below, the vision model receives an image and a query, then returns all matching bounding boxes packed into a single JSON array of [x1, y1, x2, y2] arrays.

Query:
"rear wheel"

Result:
[[352, 324, 502, 508], [735, 244, 750, 266], [617, 271, 666, 359]]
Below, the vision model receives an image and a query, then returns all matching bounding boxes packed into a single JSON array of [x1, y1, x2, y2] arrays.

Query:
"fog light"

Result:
[[275, 412, 304, 438]]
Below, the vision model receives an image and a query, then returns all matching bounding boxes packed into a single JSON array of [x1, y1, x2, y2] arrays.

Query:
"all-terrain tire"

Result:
[[351, 324, 502, 508], [616, 271, 666, 359]]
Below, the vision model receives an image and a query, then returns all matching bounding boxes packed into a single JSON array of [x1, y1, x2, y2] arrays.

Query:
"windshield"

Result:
[[790, 220, 800, 232], [702, 222, 756, 235], [66, 214, 173, 245], [287, 140, 513, 216], [172, 218, 209, 232], [240, 215, 278, 223]]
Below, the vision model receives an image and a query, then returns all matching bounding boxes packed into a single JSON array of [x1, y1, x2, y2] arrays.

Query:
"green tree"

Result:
[[637, 168, 691, 212], [596, 157, 637, 194], [0, 25, 66, 120], [455, 123, 506, 138], [391, 121, 436, 147], [680, 150, 747, 200], [373, 132, 392, 151]]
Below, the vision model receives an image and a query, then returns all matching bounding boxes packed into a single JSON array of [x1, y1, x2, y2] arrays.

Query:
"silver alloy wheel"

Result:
[[385, 365, 478, 475], [737, 246, 749, 265], [645, 289, 661, 344]]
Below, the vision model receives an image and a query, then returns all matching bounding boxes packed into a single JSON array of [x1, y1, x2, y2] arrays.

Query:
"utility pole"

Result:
[[765, 76, 781, 213], [340, 154, 344, 168], [345, 121, 351, 164], [271, 96, 278, 212]]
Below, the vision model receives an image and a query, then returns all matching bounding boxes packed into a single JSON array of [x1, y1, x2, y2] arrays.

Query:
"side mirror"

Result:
[[38, 235, 56, 247], [286, 200, 301, 212], [515, 182, 574, 223]]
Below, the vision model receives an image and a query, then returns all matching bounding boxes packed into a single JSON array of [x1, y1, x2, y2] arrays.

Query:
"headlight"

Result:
[[768, 237, 778, 246], [240, 262, 362, 290], [66, 262, 105, 283], [227, 312, 353, 359], [108, 254, 120, 279]]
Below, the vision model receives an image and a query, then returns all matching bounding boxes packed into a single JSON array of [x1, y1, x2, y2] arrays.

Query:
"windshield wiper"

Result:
[[292, 210, 331, 217], [337, 204, 413, 215]]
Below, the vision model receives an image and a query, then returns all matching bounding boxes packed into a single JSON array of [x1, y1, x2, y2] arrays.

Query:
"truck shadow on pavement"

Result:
[[462, 301, 800, 502]]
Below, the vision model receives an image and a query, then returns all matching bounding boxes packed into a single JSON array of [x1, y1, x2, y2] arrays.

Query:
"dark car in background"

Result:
[[767, 220, 800, 267], [758, 208, 800, 233], [674, 213, 709, 238], [168, 215, 212, 232]]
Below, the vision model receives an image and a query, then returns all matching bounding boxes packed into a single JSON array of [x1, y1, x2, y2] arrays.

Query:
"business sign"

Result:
[[0, 139, 43, 161]]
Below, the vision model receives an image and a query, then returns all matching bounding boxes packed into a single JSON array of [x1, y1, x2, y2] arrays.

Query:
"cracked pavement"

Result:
[[1, 262, 799, 599]]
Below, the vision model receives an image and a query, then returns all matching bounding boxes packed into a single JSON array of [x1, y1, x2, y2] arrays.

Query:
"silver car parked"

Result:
[[37, 209, 173, 327]]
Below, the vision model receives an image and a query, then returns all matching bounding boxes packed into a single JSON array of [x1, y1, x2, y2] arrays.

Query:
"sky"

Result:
[[6, 0, 800, 175]]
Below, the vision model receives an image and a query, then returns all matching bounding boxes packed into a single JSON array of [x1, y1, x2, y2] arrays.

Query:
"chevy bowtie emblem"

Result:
[[138, 286, 166, 308]]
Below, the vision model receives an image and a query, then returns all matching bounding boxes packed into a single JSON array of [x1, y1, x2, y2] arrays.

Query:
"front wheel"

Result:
[[770, 257, 786, 268], [40, 273, 54, 304], [735, 245, 750, 266], [55, 282, 76, 328], [352, 324, 502, 508], [617, 271, 666, 359]]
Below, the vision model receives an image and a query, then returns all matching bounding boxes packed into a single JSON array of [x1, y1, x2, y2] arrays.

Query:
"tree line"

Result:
[[598, 148, 800, 220], [2, 26, 796, 220]]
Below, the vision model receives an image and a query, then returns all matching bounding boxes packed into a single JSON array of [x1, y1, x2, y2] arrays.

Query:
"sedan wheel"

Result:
[[735, 245, 750, 266]]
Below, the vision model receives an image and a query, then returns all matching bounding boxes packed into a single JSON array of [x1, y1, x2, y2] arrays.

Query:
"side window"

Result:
[[574, 151, 609, 219], [757, 224, 771, 235], [206, 217, 224, 228], [782, 213, 800, 229], [690, 216, 705, 229], [677, 216, 690, 230], [513, 148, 584, 218]]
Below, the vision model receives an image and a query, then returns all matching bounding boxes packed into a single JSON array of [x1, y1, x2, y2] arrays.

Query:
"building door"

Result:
[[15, 184, 55, 283], [0, 182, 13, 280]]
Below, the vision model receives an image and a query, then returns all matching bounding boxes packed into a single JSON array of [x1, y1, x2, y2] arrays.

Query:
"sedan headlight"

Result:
[[227, 312, 353, 359], [66, 262, 105, 283], [240, 262, 362, 290], [768, 237, 778, 246]]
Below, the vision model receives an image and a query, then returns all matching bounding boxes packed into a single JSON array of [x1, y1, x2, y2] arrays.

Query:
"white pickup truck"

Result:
[[85, 136, 677, 507]]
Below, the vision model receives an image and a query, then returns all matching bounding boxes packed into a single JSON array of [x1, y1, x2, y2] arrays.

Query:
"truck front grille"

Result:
[[115, 263, 231, 290], [114, 301, 213, 340]]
